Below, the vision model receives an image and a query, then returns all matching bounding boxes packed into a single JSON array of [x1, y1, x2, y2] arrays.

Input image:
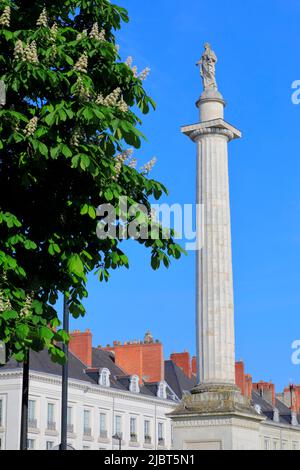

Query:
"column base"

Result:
[[171, 382, 259, 416], [169, 384, 265, 450]]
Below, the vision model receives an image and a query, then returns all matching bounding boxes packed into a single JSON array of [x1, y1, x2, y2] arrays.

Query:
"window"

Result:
[[47, 403, 55, 429], [129, 375, 140, 394], [130, 417, 137, 441], [100, 413, 107, 438], [28, 400, 37, 428], [144, 420, 151, 443], [0, 399, 3, 427], [157, 382, 167, 399], [264, 438, 270, 450], [292, 442, 298, 450], [0, 437, 2, 450], [114, 415, 122, 437], [27, 439, 35, 450], [99, 368, 110, 388], [273, 440, 279, 450], [83, 410, 91, 436], [158, 422, 164, 445], [67, 406, 73, 433], [46, 441, 53, 450], [282, 440, 288, 450]]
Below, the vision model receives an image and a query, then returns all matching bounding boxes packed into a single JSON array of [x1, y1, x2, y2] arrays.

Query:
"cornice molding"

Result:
[[0, 369, 175, 408]]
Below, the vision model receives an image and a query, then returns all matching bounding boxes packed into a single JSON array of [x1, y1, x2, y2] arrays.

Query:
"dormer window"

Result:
[[129, 375, 140, 394], [273, 408, 280, 423], [254, 404, 262, 415], [99, 368, 110, 388], [157, 381, 167, 399]]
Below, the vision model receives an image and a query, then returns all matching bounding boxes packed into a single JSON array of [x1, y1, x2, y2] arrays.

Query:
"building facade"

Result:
[[0, 329, 300, 450], [0, 330, 194, 450]]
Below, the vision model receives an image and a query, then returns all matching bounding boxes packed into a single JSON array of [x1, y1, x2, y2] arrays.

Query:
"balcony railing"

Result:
[[47, 421, 56, 431], [83, 427, 92, 437], [158, 437, 165, 446], [28, 419, 37, 429], [144, 436, 152, 444], [130, 433, 138, 442], [100, 430, 108, 439], [67, 424, 74, 433]]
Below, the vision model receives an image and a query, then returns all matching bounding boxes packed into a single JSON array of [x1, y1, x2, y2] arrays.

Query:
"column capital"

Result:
[[181, 118, 242, 143]]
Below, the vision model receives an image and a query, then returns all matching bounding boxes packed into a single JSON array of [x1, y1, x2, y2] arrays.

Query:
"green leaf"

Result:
[[16, 324, 30, 340], [104, 189, 113, 201], [1, 310, 18, 321], [50, 145, 61, 159], [61, 144, 72, 158], [67, 254, 85, 277], [38, 142, 48, 157]]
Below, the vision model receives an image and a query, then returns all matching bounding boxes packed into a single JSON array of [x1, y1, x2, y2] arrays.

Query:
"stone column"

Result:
[[185, 91, 241, 389], [170, 46, 263, 450]]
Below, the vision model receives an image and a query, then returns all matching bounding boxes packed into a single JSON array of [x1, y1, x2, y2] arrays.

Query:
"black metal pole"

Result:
[[20, 349, 29, 450], [60, 294, 69, 450]]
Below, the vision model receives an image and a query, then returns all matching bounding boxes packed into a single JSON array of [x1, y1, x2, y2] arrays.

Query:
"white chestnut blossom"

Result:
[[89, 23, 105, 41], [139, 67, 151, 81], [20, 293, 34, 318], [24, 41, 39, 63], [24, 117, 38, 137], [95, 93, 104, 105], [125, 56, 133, 67], [0, 6, 11, 27], [0, 287, 11, 312], [74, 53, 88, 73], [112, 151, 131, 181], [74, 77, 91, 101], [50, 23, 58, 42], [70, 128, 82, 147], [141, 157, 157, 175], [117, 97, 128, 113], [36, 7, 48, 27], [103, 88, 121, 106], [132, 65, 138, 78], [128, 158, 137, 169], [14, 40, 24, 61], [76, 29, 87, 40]]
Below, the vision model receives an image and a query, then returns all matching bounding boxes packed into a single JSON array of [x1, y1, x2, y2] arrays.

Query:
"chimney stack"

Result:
[[69, 329, 92, 367]]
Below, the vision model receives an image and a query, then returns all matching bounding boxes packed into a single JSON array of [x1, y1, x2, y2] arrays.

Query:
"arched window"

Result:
[[129, 375, 140, 394], [157, 381, 167, 399], [99, 368, 111, 388]]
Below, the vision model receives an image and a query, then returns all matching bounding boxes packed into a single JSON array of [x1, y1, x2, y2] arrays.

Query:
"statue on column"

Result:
[[197, 43, 218, 91]]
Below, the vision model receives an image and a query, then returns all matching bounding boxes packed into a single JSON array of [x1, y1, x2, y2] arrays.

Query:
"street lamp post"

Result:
[[20, 350, 29, 450], [112, 433, 122, 451], [60, 294, 69, 450]]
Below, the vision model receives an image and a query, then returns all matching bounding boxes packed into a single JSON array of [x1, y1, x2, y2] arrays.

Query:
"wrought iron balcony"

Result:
[[67, 424, 74, 433], [83, 427, 92, 437], [130, 433, 138, 442], [47, 421, 56, 431]]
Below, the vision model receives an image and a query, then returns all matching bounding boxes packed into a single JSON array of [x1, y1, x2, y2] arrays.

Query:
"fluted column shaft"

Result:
[[195, 130, 235, 385]]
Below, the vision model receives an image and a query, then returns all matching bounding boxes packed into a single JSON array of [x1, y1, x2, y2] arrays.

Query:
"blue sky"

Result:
[[69, 0, 300, 390]]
